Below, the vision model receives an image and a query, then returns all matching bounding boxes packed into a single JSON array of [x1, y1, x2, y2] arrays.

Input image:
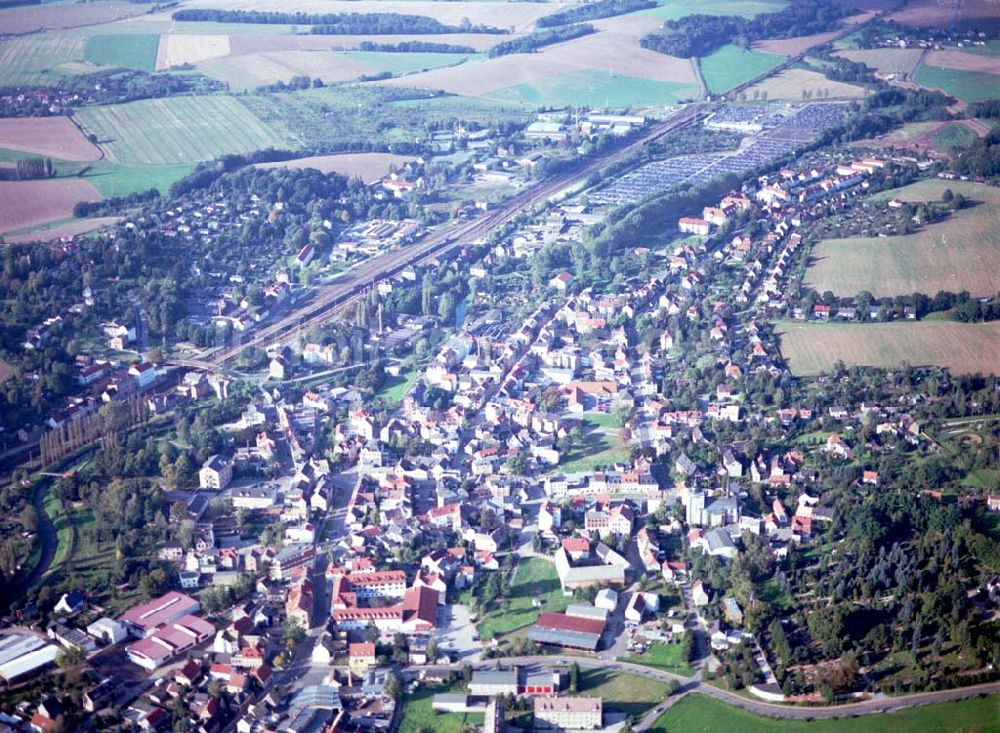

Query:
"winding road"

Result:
[[411, 656, 1000, 728]]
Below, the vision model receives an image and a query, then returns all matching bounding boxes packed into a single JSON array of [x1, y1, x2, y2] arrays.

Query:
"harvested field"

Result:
[[5, 216, 122, 244], [753, 30, 843, 56], [381, 24, 697, 98], [228, 32, 506, 55], [74, 95, 288, 164], [0, 179, 100, 234], [836, 47, 925, 74], [0, 117, 102, 162], [255, 152, 412, 183], [745, 68, 868, 100], [777, 321, 1000, 376], [181, 0, 553, 32], [914, 64, 1000, 103], [199, 50, 374, 90], [155, 33, 230, 70], [926, 48, 1000, 75], [889, 0, 1000, 30], [0, 34, 87, 86], [805, 180, 1000, 298], [0, 1, 147, 35]]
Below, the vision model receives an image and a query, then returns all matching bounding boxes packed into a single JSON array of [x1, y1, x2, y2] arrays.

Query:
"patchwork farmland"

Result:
[[74, 96, 290, 165], [777, 321, 1000, 376], [804, 180, 1000, 297]]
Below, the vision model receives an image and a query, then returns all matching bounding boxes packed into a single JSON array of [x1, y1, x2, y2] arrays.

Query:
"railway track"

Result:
[[197, 102, 711, 367]]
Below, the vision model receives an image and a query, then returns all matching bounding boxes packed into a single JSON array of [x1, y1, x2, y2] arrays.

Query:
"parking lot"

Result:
[[435, 603, 481, 663]]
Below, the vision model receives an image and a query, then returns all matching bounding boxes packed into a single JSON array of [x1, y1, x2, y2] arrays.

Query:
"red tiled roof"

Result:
[[535, 611, 605, 635]]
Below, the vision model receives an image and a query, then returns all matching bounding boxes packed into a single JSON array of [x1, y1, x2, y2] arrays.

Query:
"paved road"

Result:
[[413, 655, 1000, 726]]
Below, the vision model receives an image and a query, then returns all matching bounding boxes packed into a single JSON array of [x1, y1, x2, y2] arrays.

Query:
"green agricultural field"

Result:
[[622, 642, 694, 676], [484, 69, 700, 108], [81, 161, 194, 197], [476, 557, 568, 640], [83, 34, 159, 71], [638, 0, 786, 21], [576, 668, 670, 718], [399, 688, 483, 733], [647, 693, 1000, 733], [806, 180, 1000, 298], [341, 50, 475, 76], [74, 96, 289, 165], [776, 321, 1000, 377], [0, 34, 86, 86], [700, 44, 786, 95], [915, 64, 1000, 103]]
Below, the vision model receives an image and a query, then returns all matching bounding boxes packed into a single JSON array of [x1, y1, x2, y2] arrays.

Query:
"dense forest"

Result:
[[487, 24, 594, 58], [640, 0, 851, 58], [172, 9, 506, 34], [535, 0, 655, 28], [356, 40, 476, 53]]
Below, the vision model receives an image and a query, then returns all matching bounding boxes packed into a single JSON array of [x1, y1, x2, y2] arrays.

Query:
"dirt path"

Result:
[[691, 57, 707, 100]]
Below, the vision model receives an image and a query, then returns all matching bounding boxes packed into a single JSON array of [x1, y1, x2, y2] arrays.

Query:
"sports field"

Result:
[[805, 180, 1000, 297], [648, 693, 1000, 733], [745, 67, 868, 100], [74, 96, 289, 165], [83, 33, 160, 71], [777, 321, 1000, 376], [914, 63, 1000, 103], [700, 44, 785, 95]]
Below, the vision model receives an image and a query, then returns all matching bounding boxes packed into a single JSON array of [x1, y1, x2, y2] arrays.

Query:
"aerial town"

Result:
[[1, 0, 999, 732]]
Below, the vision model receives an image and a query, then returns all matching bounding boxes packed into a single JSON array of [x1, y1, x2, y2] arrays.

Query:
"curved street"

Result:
[[413, 655, 1000, 728]]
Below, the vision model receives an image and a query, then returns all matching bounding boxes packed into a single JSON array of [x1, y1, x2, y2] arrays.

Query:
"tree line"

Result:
[[640, 0, 850, 58], [172, 8, 506, 34], [0, 158, 54, 181], [357, 40, 476, 53], [536, 0, 655, 28], [487, 23, 594, 58]]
